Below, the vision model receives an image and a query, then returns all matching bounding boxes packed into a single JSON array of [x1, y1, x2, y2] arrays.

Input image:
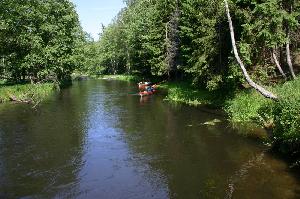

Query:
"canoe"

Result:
[[139, 90, 157, 97], [138, 83, 158, 91]]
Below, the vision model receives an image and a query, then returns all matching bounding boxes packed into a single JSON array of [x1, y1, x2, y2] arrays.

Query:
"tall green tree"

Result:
[[0, 0, 84, 85]]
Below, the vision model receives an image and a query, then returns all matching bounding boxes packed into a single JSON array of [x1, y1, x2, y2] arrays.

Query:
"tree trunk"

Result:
[[286, 33, 296, 79], [126, 48, 131, 74], [224, 0, 277, 100], [166, 0, 180, 80], [272, 48, 287, 79]]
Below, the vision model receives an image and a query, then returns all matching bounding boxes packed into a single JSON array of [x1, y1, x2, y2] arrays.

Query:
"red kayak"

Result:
[[139, 89, 157, 97], [138, 82, 158, 90]]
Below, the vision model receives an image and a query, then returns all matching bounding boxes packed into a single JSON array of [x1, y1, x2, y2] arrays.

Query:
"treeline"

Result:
[[0, 0, 84, 86], [85, 0, 300, 91]]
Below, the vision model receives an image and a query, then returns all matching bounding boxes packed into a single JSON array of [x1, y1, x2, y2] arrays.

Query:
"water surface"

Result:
[[0, 79, 299, 198]]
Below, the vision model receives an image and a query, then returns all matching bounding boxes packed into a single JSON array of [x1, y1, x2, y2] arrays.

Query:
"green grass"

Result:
[[0, 80, 6, 85], [159, 82, 215, 106], [225, 78, 300, 123], [159, 81, 232, 107], [225, 89, 269, 124], [99, 74, 142, 82], [0, 83, 56, 104]]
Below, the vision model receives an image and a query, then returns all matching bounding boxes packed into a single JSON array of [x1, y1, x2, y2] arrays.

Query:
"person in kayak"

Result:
[[146, 85, 154, 92], [138, 81, 152, 91]]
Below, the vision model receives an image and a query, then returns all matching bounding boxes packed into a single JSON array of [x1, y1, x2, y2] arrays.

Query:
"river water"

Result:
[[0, 79, 299, 199]]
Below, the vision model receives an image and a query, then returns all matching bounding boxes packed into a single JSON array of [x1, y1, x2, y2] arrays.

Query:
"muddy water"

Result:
[[0, 79, 299, 199]]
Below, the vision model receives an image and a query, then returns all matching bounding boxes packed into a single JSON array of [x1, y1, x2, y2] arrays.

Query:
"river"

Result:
[[0, 79, 299, 199]]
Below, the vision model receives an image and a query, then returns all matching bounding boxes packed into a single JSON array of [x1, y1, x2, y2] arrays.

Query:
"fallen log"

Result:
[[9, 95, 32, 104]]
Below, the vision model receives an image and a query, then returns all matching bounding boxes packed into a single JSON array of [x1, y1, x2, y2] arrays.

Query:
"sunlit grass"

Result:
[[99, 74, 142, 82], [0, 83, 56, 103], [158, 82, 224, 106], [225, 89, 268, 123]]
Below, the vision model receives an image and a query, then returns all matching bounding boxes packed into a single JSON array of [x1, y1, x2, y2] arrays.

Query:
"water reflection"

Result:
[[0, 79, 299, 199], [105, 80, 300, 199], [0, 82, 89, 198]]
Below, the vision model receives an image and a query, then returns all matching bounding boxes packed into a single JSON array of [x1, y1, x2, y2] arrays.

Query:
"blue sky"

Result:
[[71, 0, 126, 40]]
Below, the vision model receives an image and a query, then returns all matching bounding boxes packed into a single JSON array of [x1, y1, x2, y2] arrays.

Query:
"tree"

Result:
[[283, 0, 298, 79], [165, 0, 180, 80], [224, 0, 277, 100], [0, 0, 84, 86]]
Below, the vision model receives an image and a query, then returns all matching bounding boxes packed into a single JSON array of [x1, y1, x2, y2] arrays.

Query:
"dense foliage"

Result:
[[84, 0, 299, 89], [0, 0, 84, 86]]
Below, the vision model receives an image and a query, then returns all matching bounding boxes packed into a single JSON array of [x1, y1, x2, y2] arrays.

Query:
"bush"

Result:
[[225, 90, 268, 123], [270, 79, 300, 155]]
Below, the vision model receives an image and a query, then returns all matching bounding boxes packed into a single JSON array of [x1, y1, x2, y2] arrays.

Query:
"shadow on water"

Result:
[[0, 79, 299, 199]]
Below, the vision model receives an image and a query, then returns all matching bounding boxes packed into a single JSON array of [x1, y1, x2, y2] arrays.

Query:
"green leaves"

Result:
[[82, 0, 299, 92], [0, 0, 84, 84]]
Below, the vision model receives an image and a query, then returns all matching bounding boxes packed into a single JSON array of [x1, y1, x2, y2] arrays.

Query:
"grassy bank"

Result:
[[0, 83, 56, 104], [158, 82, 224, 106], [99, 74, 142, 82]]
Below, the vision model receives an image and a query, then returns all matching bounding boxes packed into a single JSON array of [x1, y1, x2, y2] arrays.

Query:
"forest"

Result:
[[0, 0, 300, 163], [84, 0, 299, 86]]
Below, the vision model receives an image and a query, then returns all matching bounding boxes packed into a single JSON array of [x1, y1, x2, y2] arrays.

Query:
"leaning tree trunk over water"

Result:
[[224, 0, 277, 100], [272, 48, 287, 79]]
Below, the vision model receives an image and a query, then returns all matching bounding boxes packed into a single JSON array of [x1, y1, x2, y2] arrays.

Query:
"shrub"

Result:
[[270, 79, 300, 155], [225, 90, 268, 123]]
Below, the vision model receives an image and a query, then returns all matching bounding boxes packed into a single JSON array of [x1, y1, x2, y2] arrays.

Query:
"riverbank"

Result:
[[98, 74, 142, 82], [0, 83, 56, 104], [158, 82, 229, 107], [72, 73, 145, 82]]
